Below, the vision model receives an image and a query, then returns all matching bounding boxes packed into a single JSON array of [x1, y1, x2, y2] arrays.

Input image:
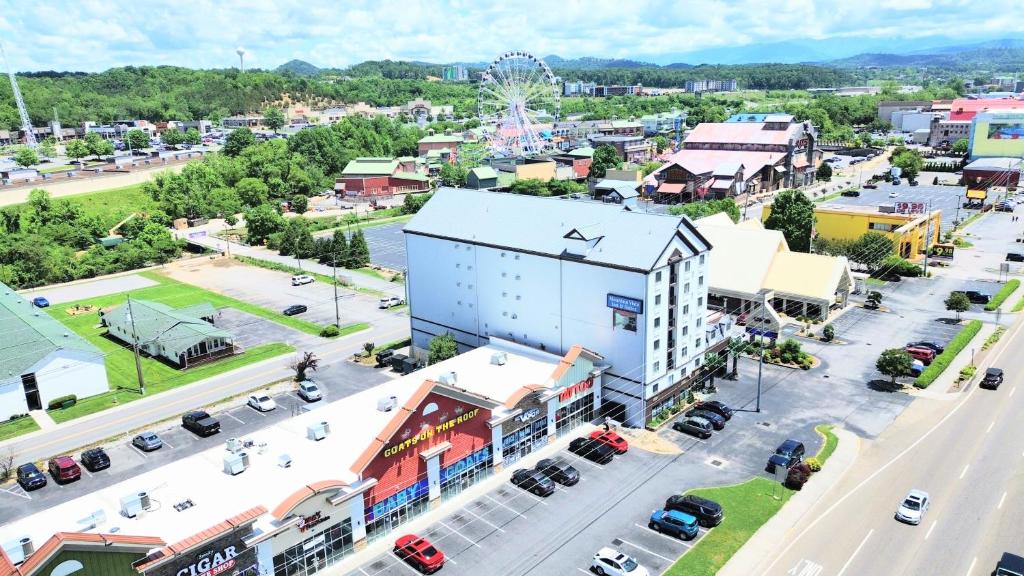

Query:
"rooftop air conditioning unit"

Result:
[[377, 396, 398, 412], [120, 491, 151, 518], [223, 451, 249, 475], [491, 351, 507, 366], [307, 421, 330, 441], [438, 371, 458, 385], [278, 453, 292, 468], [226, 438, 243, 453]]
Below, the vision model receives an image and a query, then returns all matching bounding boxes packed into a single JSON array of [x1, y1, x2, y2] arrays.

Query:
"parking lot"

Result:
[[0, 360, 393, 525], [361, 222, 407, 271], [823, 180, 978, 234]]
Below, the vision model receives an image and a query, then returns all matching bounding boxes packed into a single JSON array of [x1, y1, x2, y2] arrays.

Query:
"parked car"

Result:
[[685, 408, 725, 430], [283, 304, 307, 316], [535, 458, 579, 486], [393, 534, 445, 574], [16, 463, 47, 490], [995, 203, 1015, 212], [1007, 253, 1024, 262], [80, 447, 110, 472], [889, 191, 899, 197], [31, 296, 49, 308], [379, 296, 406, 308], [664, 494, 724, 527], [510, 469, 556, 497], [291, 274, 314, 286], [591, 547, 649, 576], [980, 367, 1004, 390], [904, 346, 936, 365], [47, 456, 81, 484], [568, 437, 615, 464], [906, 341, 944, 355], [840, 190, 860, 197], [996, 553, 1024, 576], [247, 394, 277, 412], [895, 489, 930, 525], [698, 400, 733, 420], [648, 509, 699, 540], [181, 411, 220, 437], [672, 417, 713, 439], [863, 183, 879, 189], [589, 430, 628, 454], [765, 439, 805, 473], [297, 379, 323, 401], [132, 432, 163, 451], [963, 290, 991, 304]]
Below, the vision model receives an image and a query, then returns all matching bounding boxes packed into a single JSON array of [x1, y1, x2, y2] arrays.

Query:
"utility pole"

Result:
[[755, 289, 774, 413], [333, 256, 341, 327], [922, 201, 932, 275], [126, 295, 146, 395]]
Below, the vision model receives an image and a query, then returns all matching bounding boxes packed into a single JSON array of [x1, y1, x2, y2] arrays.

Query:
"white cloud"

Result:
[[0, 0, 1021, 71]]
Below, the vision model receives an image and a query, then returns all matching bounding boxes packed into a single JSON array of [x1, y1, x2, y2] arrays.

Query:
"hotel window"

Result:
[[698, 297, 703, 307], [698, 276, 704, 286], [656, 271, 662, 282], [699, 254, 705, 265], [654, 317, 661, 328], [682, 326, 688, 336], [683, 304, 689, 316], [695, 338, 701, 348], [655, 294, 662, 305], [653, 361, 660, 372], [685, 261, 691, 272], [681, 346, 688, 358], [654, 339, 660, 351], [684, 282, 690, 293]]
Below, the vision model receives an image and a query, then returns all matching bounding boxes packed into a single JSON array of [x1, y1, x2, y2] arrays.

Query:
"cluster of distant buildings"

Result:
[[223, 98, 456, 131], [0, 119, 213, 146], [880, 95, 1024, 160], [562, 78, 738, 97]]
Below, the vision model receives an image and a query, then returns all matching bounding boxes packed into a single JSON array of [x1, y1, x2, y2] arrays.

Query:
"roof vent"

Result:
[[377, 395, 398, 412], [18, 537, 33, 559], [307, 421, 330, 441], [438, 371, 458, 386], [226, 438, 243, 453], [278, 454, 292, 468], [491, 351, 507, 366]]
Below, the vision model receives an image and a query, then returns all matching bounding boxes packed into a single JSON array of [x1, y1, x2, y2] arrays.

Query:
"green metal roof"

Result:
[[419, 134, 464, 144], [393, 172, 430, 182], [568, 147, 595, 158], [104, 299, 231, 359], [341, 157, 399, 176], [469, 166, 498, 180], [425, 148, 452, 159], [0, 282, 102, 378]]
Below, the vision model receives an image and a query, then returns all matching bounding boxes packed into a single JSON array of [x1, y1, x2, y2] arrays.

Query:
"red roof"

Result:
[[685, 122, 798, 146], [949, 98, 1024, 121], [133, 506, 266, 572], [655, 149, 782, 180], [657, 182, 686, 194]]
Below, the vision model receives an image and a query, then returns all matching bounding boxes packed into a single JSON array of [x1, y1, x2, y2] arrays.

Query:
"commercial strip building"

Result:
[[695, 214, 853, 326], [334, 157, 431, 198], [0, 283, 108, 419], [0, 340, 607, 576], [403, 188, 723, 426], [102, 300, 235, 369], [968, 110, 1024, 160]]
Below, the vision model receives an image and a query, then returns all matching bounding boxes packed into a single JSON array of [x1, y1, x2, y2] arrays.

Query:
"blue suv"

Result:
[[648, 509, 699, 540]]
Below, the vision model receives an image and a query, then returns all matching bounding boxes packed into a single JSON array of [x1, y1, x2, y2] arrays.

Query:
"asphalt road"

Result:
[[759, 316, 1024, 576]]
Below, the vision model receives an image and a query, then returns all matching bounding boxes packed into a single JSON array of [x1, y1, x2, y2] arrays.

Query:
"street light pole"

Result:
[[333, 256, 341, 327], [755, 288, 774, 413]]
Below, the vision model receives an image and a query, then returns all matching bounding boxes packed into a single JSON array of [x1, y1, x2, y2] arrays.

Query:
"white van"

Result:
[[291, 275, 314, 286]]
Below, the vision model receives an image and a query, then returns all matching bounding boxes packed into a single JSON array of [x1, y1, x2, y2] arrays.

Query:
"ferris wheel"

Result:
[[477, 51, 560, 157]]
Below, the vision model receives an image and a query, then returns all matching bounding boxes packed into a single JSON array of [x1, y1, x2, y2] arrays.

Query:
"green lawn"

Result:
[[815, 424, 839, 464], [664, 478, 796, 576], [61, 182, 158, 223], [0, 416, 40, 441], [46, 342, 294, 423]]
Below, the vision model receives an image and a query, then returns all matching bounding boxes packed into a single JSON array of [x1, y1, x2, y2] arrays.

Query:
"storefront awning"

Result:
[[774, 165, 787, 173], [657, 182, 686, 194]]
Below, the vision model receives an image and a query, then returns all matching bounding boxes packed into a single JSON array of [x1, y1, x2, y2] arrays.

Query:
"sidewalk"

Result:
[[719, 427, 861, 576]]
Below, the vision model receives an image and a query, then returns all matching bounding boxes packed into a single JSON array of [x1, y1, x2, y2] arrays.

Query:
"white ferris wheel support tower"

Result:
[[0, 40, 36, 148]]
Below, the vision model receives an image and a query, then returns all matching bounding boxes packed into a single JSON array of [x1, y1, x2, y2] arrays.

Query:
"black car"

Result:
[[685, 408, 726, 430], [510, 469, 556, 496], [665, 494, 724, 527], [80, 447, 111, 472], [841, 190, 860, 197], [568, 437, 615, 464], [980, 367, 1004, 390], [1007, 253, 1024, 262], [672, 417, 713, 439], [766, 439, 805, 473], [535, 458, 579, 486], [907, 341, 944, 355], [16, 463, 47, 490], [698, 401, 733, 421], [283, 304, 308, 316], [962, 291, 991, 305]]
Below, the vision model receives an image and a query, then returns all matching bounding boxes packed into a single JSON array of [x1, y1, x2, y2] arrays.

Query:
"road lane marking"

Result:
[[619, 538, 673, 562], [960, 464, 970, 479], [577, 569, 592, 575], [223, 412, 245, 424], [1010, 387, 1016, 398], [998, 491, 1007, 509], [787, 559, 824, 576], [986, 420, 995, 434], [966, 556, 977, 576], [389, 553, 422, 575], [437, 520, 481, 548], [836, 529, 873, 576], [925, 521, 937, 540], [357, 568, 370, 576]]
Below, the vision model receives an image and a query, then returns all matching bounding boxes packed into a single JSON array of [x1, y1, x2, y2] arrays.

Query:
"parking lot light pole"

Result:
[[755, 289, 774, 413], [332, 256, 340, 327]]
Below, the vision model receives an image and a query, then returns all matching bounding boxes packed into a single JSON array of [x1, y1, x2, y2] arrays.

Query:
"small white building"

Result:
[[403, 188, 713, 426], [0, 284, 108, 418]]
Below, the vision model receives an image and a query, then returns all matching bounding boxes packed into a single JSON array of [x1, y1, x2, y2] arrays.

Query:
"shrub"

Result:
[[799, 357, 813, 370], [984, 279, 1020, 311], [47, 395, 77, 410], [8, 413, 28, 421], [958, 365, 977, 381], [319, 324, 340, 337], [785, 462, 813, 490], [805, 457, 822, 472], [914, 320, 982, 388], [822, 324, 835, 342], [881, 256, 923, 277]]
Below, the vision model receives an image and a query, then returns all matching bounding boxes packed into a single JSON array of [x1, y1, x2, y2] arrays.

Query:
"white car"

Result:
[[895, 489, 929, 525], [297, 380, 322, 402], [889, 191, 898, 198], [247, 394, 277, 412], [379, 296, 406, 309], [592, 547, 648, 576], [291, 274, 314, 286]]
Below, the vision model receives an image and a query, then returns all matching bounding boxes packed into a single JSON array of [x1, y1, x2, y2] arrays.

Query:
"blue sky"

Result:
[[1, 0, 1022, 72]]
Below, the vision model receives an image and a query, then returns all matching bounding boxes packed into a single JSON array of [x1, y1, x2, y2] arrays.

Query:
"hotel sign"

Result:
[[383, 408, 481, 457], [607, 293, 643, 315]]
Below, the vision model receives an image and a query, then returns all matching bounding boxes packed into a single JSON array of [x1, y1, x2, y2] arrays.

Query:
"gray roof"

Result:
[[594, 179, 640, 199], [104, 300, 231, 359], [964, 157, 1022, 171], [0, 283, 102, 378], [404, 188, 710, 271]]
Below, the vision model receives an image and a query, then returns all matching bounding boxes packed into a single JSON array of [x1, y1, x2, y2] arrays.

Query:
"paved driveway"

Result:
[[20, 274, 158, 305], [215, 307, 316, 349]]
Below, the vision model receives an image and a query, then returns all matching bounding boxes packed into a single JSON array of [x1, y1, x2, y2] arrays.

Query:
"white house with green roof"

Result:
[[0, 283, 108, 418], [102, 300, 235, 369]]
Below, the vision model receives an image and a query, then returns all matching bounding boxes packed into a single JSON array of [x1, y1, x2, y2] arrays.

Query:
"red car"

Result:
[[47, 456, 81, 484], [589, 430, 629, 454], [904, 346, 935, 365], [394, 534, 445, 573]]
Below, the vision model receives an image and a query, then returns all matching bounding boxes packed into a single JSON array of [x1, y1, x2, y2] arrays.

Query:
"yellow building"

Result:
[[761, 204, 941, 260], [514, 159, 556, 182]]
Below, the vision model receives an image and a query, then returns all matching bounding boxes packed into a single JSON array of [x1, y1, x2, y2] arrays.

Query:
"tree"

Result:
[[509, 178, 549, 196], [184, 127, 202, 145], [64, 139, 89, 164], [363, 341, 375, 357], [37, 137, 57, 159], [224, 128, 256, 157], [891, 148, 924, 181], [243, 203, 284, 245], [263, 107, 287, 133], [852, 232, 894, 272], [14, 148, 38, 168], [640, 161, 663, 176], [346, 229, 370, 268], [439, 163, 468, 187], [822, 324, 835, 342], [291, 351, 320, 381], [290, 194, 309, 214], [279, 217, 315, 258], [703, 351, 725, 387], [951, 138, 968, 155], [428, 333, 458, 365], [162, 128, 185, 148], [668, 198, 741, 223], [84, 132, 113, 159], [235, 177, 270, 207], [546, 179, 587, 197], [945, 291, 970, 321], [816, 162, 832, 182], [125, 129, 149, 151], [876, 348, 913, 385], [764, 189, 815, 252], [589, 144, 620, 180], [651, 135, 670, 153]]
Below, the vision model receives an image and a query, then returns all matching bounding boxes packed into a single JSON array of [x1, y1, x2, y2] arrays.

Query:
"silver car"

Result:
[[132, 432, 163, 452], [895, 489, 930, 525], [298, 380, 322, 402]]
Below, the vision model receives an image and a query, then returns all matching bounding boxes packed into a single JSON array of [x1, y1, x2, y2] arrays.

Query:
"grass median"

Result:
[[0, 416, 41, 442], [914, 319, 982, 388], [985, 279, 1020, 311], [815, 424, 839, 464]]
